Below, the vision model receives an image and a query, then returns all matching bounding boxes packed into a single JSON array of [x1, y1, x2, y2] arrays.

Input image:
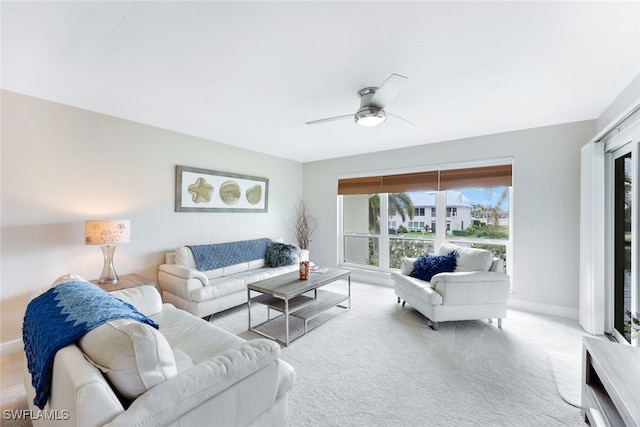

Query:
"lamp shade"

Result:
[[85, 220, 131, 245]]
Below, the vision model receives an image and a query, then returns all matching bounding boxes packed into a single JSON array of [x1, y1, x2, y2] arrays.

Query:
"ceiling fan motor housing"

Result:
[[355, 87, 386, 126]]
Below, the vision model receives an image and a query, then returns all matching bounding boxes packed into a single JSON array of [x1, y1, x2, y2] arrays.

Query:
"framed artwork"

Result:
[[175, 165, 269, 213]]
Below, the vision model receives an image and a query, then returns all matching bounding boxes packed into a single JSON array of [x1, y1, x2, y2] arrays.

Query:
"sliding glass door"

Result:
[[607, 135, 638, 344], [613, 151, 633, 342]]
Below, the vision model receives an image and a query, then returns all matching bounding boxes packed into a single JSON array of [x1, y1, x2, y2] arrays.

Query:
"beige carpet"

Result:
[[213, 280, 587, 427], [0, 352, 30, 427], [2, 280, 586, 426]]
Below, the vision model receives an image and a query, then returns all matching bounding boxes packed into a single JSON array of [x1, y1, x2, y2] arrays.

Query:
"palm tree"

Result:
[[368, 193, 415, 233], [484, 187, 508, 228]]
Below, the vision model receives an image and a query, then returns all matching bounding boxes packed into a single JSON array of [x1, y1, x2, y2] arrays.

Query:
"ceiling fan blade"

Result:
[[370, 73, 408, 108], [386, 113, 416, 128], [305, 114, 354, 125]]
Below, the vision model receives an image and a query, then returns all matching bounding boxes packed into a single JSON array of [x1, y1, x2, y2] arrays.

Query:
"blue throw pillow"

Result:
[[410, 251, 457, 282], [265, 242, 298, 267]]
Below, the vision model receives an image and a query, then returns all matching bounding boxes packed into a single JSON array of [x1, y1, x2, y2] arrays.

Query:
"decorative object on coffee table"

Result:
[[299, 261, 309, 280], [84, 219, 131, 284]]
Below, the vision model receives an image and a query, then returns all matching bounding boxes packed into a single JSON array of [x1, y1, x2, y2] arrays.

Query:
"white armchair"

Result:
[[391, 242, 511, 330]]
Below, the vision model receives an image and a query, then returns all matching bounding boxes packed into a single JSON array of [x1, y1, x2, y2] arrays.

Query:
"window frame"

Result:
[[338, 159, 513, 279]]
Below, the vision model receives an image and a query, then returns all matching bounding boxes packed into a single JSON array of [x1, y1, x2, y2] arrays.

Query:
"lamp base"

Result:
[[98, 245, 119, 284]]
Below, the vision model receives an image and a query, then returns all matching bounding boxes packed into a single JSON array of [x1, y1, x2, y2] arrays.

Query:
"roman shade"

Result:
[[439, 165, 512, 190], [337, 176, 383, 195], [338, 164, 512, 195], [380, 171, 439, 193]]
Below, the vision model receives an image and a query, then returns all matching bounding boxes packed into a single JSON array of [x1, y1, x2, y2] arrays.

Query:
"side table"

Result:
[[90, 273, 155, 293]]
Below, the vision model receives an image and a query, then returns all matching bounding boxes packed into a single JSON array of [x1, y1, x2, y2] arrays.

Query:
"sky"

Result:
[[459, 187, 509, 210]]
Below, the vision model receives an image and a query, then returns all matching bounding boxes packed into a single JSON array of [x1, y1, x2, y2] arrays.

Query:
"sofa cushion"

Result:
[[410, 252, 457, 281], [152, 304, 245, 363], [78, 318, 177, 400], [265, 242, 298, 267], [190, 277, 247, 302], [438, 242, 493, 272]]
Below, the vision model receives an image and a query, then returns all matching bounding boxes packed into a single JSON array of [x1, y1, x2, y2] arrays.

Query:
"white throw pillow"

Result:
[[438, 242, 493, 272], [110, 286, 164, 317], [400, 257, 417, 276], [50, 274, 88, 287], [175, 246, 197, 268], [78, 319, 177, 400]]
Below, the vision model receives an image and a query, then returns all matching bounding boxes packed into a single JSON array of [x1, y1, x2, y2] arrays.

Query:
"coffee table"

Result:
[[247, 268, 351, 346]]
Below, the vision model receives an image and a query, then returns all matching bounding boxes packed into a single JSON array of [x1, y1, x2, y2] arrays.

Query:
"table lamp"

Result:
[[84, 219, 131, 284]]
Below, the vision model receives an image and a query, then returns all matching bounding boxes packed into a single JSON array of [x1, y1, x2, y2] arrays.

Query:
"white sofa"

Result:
[[24, 281, 295, 427], [158, 237, 301, 318], [392, 242, 511, 330]]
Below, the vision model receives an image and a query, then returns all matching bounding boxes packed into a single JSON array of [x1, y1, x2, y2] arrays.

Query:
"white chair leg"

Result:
[[498, 318, 502, 328], [397, 296, 400, 303]]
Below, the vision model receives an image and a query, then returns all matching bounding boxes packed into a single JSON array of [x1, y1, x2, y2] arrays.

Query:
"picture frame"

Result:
[[175, 165, 269, 213]]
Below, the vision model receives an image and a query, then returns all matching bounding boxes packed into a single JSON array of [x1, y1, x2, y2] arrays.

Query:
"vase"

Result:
[[299, 261, 310, 280], [299, 249, 310, 280]]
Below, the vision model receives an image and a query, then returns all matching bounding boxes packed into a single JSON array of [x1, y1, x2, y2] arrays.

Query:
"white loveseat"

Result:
[[24, 280, 295, 427], [158, 237, 301, 318], [391, 242, 511, 330]]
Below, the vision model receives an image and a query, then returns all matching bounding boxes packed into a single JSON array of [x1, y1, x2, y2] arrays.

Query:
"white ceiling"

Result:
[[2, 1, 639, 163]]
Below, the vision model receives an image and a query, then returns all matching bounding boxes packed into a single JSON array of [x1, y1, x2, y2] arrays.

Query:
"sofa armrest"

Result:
[[106, 339, 282, 427], [158, 264, 209, 285], [431, 272, 511, 305], [25, 345, 124, 427]]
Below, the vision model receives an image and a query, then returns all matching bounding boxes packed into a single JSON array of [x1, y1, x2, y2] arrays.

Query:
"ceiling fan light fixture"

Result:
[[355, 108, 386, 127]]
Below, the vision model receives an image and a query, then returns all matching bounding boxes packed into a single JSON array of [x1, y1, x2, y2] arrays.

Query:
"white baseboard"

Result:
[[508, 298, 579, 320], [1, 339, 23, 356], [349, 269, 394, 288], [346, 267, 580, 319]]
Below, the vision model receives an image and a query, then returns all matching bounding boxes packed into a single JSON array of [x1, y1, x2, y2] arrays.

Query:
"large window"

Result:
[[339, 162, 512, 274]]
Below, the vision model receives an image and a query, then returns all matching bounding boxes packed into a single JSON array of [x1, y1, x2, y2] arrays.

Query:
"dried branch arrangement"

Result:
[[294, 199, 317, 250]]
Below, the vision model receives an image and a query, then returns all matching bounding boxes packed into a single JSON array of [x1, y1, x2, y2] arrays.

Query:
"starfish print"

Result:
[[188, 177, 213, 203]]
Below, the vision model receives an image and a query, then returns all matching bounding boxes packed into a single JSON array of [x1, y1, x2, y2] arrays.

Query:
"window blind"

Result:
[[337, 164, 512, 195], [337, 176, 382, 195], [439, 164, 512, 190]]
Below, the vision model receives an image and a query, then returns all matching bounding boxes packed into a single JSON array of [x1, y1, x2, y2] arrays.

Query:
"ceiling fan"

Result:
[[305, 73, 415, 128]]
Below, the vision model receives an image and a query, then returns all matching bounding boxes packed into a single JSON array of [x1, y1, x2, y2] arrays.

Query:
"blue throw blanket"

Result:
[[22, 281, 158, 409], [188, 238, 271, 271]]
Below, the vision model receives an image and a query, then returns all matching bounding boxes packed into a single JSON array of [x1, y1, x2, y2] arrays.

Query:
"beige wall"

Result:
[[303, 120, 596, 317], [1, 90, 303, 344]]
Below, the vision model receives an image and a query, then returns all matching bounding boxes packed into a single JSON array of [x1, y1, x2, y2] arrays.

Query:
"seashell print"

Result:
[[219, 180, 241, 205], [246, 184, 262, 205]]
